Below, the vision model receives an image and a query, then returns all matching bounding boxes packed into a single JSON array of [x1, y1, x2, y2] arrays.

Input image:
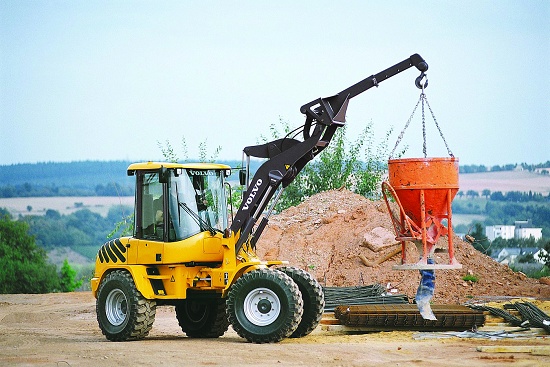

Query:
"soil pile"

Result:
[[256, 189, 550, 304]]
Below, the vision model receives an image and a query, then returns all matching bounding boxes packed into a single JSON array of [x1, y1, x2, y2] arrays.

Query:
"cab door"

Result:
[[135, 171, 166, 263]]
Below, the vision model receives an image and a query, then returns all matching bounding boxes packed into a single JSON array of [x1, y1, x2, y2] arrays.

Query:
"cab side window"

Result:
[[141, 173, 164, 240]]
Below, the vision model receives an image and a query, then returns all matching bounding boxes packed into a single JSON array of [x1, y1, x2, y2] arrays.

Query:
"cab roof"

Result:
[[127, 161, 231, 172]]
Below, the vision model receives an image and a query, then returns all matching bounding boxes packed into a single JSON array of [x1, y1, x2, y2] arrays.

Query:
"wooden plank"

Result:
[[321, 324, 388, 333], [320, 318, 341, 325]]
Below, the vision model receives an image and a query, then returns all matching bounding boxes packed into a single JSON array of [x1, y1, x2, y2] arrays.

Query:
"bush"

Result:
[[462, 274, 479, 283], [59, 259, 83, 292], [0, 214, 61, 293], [260, 120, 393, 211]]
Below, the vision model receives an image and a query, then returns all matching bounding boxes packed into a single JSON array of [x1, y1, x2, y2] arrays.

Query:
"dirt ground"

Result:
[[1, 189, 550, 366], [1, 292, 550, 367]]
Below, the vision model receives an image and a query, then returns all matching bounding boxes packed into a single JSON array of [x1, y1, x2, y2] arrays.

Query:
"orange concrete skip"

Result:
[[383, 157, 462, 268], [387, 157, 459, 223]]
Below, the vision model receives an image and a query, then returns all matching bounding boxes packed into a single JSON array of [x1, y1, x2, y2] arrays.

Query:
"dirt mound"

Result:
[[257, 189, 550, 304]]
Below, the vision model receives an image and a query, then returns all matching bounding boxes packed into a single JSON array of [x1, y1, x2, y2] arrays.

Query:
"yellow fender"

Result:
[[217, 260, 288, 297], [91, 265, 156, 299]]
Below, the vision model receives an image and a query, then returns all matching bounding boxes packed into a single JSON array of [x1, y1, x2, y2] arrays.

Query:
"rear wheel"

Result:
[[175, 298, 229, 338], [278, 266, 324, 337], [227, 268, 303, 343], [96, 270, 156, 341]]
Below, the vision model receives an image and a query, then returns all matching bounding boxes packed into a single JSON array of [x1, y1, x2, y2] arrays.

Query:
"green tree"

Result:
[[469, 222, 490, 254], [0, 214, 60, 293], [59, 259, 83, 292], [540, 240, 550, 268], [517, 253, 534, 263], [466, 190, 479, 198], [157, 136, 221, 163], [157, 139, 180, 163]]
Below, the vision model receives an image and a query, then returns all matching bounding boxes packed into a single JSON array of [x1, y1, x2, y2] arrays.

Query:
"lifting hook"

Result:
[[415, 72, 428, 90]]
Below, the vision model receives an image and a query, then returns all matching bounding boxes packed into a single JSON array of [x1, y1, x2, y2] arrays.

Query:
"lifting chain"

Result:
[[390, 73, 454, 159]]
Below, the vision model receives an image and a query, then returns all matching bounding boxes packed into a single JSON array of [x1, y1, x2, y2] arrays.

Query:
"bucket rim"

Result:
[[388, 157, 459, 164]]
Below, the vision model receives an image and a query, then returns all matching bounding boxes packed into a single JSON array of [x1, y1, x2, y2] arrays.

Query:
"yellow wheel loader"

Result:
[[91, 54, 429, 343]]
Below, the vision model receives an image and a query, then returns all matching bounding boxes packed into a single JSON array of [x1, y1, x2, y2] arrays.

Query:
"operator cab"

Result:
[[128, 162, 231, 242]]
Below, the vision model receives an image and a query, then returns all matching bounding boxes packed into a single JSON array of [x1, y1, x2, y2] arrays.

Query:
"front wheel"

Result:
[[96, 270, 156, 341], [227, 268, 303, 343]]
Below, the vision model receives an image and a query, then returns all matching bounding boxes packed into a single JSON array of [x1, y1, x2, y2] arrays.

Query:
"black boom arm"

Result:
[[230, 54, 428, 254]]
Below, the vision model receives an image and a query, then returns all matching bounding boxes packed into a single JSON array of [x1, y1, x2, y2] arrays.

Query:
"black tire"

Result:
[[278, 266, 325, 337], [96, 270, 156, 341], [175, 298, 229, 338], [227, 268, 303, 343]]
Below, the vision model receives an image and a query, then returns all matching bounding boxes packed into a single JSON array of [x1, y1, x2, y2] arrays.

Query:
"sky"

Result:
[[1, 1, 549, 167]]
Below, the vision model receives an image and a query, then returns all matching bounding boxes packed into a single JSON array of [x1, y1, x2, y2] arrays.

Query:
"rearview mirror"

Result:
[[239, 169, 247, 186], [159, 166, 169, 183]]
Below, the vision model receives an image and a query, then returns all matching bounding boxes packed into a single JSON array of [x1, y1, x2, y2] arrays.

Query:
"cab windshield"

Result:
[[168, 169, 228, 241]]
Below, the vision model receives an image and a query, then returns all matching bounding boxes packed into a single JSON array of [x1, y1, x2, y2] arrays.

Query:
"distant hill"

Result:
[[0, 160, 134, 188], [0, 160, 255, 197]]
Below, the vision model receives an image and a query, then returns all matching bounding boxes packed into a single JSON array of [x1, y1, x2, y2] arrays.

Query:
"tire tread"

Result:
[[96, 270, 156, 341]]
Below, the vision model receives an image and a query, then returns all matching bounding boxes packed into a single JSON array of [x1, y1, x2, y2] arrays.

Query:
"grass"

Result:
[[462, 274, 479, 282], [510, 265, 550, 279]]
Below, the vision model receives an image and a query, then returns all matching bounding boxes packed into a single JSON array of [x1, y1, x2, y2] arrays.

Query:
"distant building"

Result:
[[514, 220, 543, 241], [496, 247, 544, 265], [485, 220, 543, 241], [485, 225, 515, 242], [496, 248, 522, 264]]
